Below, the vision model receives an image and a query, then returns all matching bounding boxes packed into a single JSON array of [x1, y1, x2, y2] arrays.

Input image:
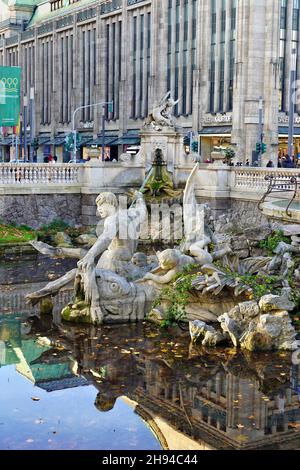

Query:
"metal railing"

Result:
[[258, 174, 299, 217]]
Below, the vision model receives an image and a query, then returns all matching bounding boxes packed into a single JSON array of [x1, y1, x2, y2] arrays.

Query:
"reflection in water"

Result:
[[0, 315, 161, 450], [0, 254, 76, 316], [1, 257, 300, 450], [1, 310, 300, 450]]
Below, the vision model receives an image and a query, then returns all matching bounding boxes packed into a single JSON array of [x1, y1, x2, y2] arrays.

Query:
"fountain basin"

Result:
[[261, 199, 300, 223]]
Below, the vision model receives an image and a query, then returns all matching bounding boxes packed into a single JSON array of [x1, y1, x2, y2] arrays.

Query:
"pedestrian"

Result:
[[282, 155, 295, 168]]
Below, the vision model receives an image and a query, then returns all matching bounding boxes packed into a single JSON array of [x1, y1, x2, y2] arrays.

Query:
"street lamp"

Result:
[[288, 48, 297, 160], [23, 95, 28, 161], [71, 101, 113, 163], [258, 96, 264, 167], [29, 87, 35, 163]]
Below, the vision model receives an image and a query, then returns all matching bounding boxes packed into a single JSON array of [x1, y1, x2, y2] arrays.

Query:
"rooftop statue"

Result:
[[144, 91, 179, 130]]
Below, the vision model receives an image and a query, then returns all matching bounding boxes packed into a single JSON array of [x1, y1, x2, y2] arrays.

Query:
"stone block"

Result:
[[82, 215, 98, 227], [259, 294, 295, 313], [231, 236, 248, 250], [282, 225, 300, 237], [235, 249, 250, 259], [82, 205, 97, 216]]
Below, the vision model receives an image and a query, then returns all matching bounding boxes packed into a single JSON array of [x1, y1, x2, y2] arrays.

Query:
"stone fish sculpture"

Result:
[[61, 270, 157, 325]]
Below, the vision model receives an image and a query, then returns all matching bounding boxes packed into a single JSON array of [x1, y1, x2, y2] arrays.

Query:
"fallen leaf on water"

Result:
[[289, 423, 300, 428]]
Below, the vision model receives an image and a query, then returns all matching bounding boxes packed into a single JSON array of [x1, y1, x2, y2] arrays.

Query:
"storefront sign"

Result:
[[83, 122, 94, 129], [278, 115, 300, 125], [0, 66, 21, 127], [203, 114, 232, 125]]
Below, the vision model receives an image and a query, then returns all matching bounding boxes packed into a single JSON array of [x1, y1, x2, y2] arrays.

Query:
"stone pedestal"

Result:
[[138, 128, 193, 175], [210, 151, 227, 167]]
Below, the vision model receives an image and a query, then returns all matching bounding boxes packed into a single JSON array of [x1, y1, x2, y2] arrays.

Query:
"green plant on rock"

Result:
[[38, 219, 82, 242], [153, 269, 198, 329], [39, 219, 70, 234], [259, 230, 290, 255], [236, 273, 281, 300]]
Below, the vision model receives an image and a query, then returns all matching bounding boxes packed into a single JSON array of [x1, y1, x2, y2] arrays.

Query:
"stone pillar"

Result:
[[197, 0, 210, 133], [231, 0, 247, 160], [263, 0, 280, 165], [119, 0, 128, 135], [232, 0, 280, 164], [149, 0, 168, 109]]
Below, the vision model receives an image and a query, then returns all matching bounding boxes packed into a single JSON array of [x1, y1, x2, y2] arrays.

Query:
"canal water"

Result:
[[1, 254, 300, 450]]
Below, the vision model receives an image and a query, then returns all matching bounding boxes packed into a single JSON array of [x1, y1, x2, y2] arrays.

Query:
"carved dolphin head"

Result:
[[95, 270, 133, 300], [94, 270, 155, 324]]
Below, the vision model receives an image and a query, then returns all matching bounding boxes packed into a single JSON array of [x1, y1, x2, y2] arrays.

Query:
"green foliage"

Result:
[[236, 273, 281, 299], [19, 224, 33, 232], [37, 219, 84, 243], [149, 180, 164, 195], [39, 219, 70, 234], [0, 222, 36, 244], [37, 219, 70, 242], [153, 269, 198, 329], [65, 226, 82, 240], [224, 147, 235, 161], [259, 230, 290, 255], [295, 320, 300, 330]]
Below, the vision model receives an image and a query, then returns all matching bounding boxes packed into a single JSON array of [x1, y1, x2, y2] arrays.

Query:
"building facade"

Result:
[[0, 0, 300, 163]]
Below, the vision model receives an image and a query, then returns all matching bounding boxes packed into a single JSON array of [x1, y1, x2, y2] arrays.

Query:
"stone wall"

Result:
[[198, 196, 270, 227], [229, 199, 270, 227], [0, 194, 82, 228]]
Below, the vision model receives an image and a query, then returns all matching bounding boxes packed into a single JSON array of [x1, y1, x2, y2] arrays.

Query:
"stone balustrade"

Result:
[[231, 167, 300, 191], [0, 163, 82, 185]]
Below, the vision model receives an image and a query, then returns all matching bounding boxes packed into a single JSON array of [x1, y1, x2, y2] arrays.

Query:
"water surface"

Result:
[[1, 256, 300, 450]]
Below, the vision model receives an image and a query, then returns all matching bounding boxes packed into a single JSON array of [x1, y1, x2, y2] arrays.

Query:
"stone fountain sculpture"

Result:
[[144, 91, 179, 130], [26, 165, 300, 351], [26, 102, 300, 350]]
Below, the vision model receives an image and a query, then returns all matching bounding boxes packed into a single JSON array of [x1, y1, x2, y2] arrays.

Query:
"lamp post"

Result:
[[102, 104, 106, 162], [71, 101, 113, 163], [23, 95, 28, 161], [258, 96, 264, 167], [29, 87, 35, 163], [288, 48, 297, 160]]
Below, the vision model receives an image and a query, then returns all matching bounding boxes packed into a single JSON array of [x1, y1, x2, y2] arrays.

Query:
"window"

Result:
[[50, 0, 63, 12]]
